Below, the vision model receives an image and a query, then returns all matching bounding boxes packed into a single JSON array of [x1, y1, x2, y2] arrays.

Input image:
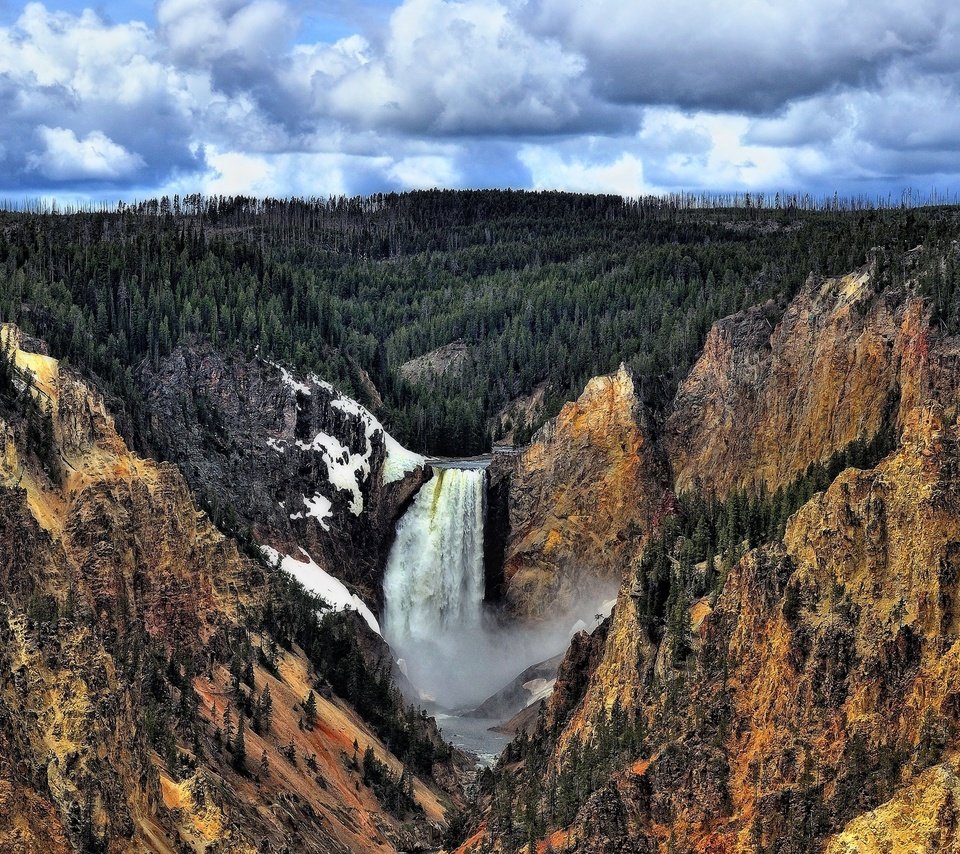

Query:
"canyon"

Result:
[[0, 325, 461, 853], [453, 252, 960, 853], [2, 233, 960, 854]]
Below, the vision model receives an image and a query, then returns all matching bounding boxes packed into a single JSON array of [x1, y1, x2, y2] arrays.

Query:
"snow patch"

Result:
[[331, 396, 425, 485], [295, 432, 368, 515], [308, 373, 336, 394], [302, 492, 333, 530], [382, 431, 425, 484], [280, 365, 312, 396], [330, 396, 364, 419], [260, 545, 381, 635]]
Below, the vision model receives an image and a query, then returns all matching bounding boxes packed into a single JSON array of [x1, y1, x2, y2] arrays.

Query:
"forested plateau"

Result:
[[4, 191, 960, 455]]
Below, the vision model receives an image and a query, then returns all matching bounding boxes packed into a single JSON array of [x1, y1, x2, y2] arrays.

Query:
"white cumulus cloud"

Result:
[[520, 146, 651, 197], [319, 0, 602, 135], [27, 127, 145, 180], [524, 0, 950, 112], [156, 0, 295, 68]]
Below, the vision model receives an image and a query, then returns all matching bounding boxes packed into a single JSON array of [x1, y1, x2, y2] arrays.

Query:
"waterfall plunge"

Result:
[[383, 467, 488, 706], [384, 467, 486, 639]]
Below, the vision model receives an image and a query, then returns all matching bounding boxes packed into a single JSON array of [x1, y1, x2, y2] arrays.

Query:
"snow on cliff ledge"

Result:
[[260, 545, 381, 635], [265, 359, 425, 519]]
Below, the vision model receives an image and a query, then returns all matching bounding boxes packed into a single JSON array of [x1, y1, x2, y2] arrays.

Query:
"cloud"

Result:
[[520, 146, 651, 197], [193, 146, 463, 198], [0, 3, 202, 189], [386, 154, 459, 188], [315, 0, 614, 136], [750, 66, 960, 153], [516, 112, 795, 197], [524, 0, 950, 113], [2, 0, 960, 198], [153, 0, 617, 138], [156, 0, 295, 68], [27, 126, 145, 179]]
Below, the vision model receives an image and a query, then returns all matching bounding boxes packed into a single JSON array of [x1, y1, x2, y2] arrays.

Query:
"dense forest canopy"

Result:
[[1, 190, 959, 455]]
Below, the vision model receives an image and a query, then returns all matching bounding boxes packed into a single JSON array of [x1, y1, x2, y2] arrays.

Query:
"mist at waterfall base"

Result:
[[382, 466, 618, 712]]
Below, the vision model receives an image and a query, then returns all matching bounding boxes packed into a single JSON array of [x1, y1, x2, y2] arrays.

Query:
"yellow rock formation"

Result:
[[502, 364, 667, 618]]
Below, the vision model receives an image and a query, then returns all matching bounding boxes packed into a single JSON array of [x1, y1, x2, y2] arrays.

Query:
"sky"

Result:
[[1, 0, 960, 201]]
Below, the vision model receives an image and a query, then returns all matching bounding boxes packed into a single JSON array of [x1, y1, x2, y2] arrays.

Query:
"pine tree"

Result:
[[259, 749, 269, 778], [362, 745, 377, 784], [259, 685, 273, 733], [303, 690, 317, 730], [231, 717, 246, 772], [223, 704, 233, 749]]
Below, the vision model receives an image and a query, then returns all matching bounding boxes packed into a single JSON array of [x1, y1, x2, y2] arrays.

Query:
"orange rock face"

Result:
[[471, 259, 960, 853], [497, 265, 959, 626], [523, 403, 960, 851], [666, 268, 924, 495], [501, 365, 669, 619]]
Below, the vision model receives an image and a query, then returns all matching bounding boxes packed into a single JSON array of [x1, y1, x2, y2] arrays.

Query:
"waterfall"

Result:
[[383, 466, 487, 706], [384, 462, 619, 712]]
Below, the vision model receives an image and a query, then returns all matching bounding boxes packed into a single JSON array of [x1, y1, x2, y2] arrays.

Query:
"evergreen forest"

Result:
[[2, 190, 959, 454]]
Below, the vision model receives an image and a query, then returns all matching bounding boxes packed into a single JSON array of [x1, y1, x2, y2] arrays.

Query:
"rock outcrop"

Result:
[[399, 339, 470, 385], [824, 758, 960, 854], [541, 403, 960, 853], [138, 342, 428, 606], [492, 262, 960, 623], [460, 253, 960, 853], [499, 365, 669, 619], [488, 382, 550, 446]]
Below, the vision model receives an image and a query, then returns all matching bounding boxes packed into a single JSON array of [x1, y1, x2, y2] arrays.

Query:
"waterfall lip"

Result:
[[425, 455, 493, 470]]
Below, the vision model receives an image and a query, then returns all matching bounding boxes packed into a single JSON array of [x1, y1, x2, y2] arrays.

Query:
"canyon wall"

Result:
[[138, 342, 428, 606], [666, 264, 959, 495], [464, 253, 960, 853], [499, 365, 669, 620], [537, 402, 960, 853], [0, 326, 456, 853]]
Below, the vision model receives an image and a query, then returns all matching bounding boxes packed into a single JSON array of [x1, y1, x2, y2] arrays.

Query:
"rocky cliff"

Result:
[[494, 261, 960, 623], [458, 251, 960, 853], [0, 325, 457, 853], [138, 342, 428, 607], [524, 402, 960, 853], [498, 365, 669, 620], [665, 262, 957, 495]]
